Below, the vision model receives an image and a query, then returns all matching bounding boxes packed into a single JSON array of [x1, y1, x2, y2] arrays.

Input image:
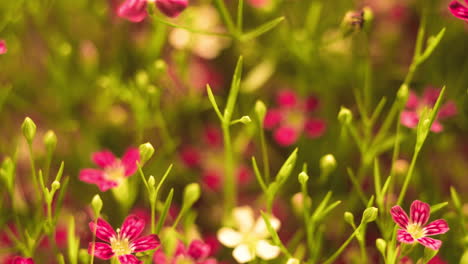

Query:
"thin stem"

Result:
[[322, 226, 362, 264], [213, 0, 237, 37], [222, 122, 236, 219], [151, 200, 156, 234], [28, 144, 40, 202], [396, 147, 420, 205], [151, 14, 232, 37], [89, 218, 98, 264], [259, 128, 270, 183], [237, 0, 244, 33]]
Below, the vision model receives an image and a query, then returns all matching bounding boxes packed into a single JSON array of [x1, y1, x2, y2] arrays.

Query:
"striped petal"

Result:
[[88, 242, 114, 259], [424, 219, 449, 236], [397, 229, 415, 244], [449, 1, 468, 21], [131, 234, 160, 252], [410, 200, 430, 226], [121, 214, 145, 241], [118, 254, 142, 264], [89, 218, 116, 242], [417, 237, 442, 250], [390, 206, 410, 229]]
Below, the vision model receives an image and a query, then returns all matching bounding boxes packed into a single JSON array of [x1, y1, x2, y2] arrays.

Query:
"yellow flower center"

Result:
[[407, 223, 425, 239], [110, 228, 132, 256], [105, 162, 125, 181]]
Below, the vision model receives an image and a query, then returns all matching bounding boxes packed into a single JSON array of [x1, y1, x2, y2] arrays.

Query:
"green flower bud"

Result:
[[376, 238, 387, 256], [362, 7, 374, 32], [51, 180, 61, 192], [338, 107, 353, 125], [344, 211, 355, 226], [361, 207, 378, 224], [139, 142, 155, 164], [154, 59, 167, 73], [320, 154, 337, 174], [91, 194, 103, 217], [286, 258, 300, 264], [58, 42, 72, 57], [255, 100, 267, 124], [240, 116, 252, 124], [298, 172, 309, 185], [183, 183, 201, 208], [0, 157, 14, 192], [148, 175, 156, 188], [43, 130, 57, 153], [136, 71, 149, 87], [22, 117, 37, 144], [397, 84, 409, 109]]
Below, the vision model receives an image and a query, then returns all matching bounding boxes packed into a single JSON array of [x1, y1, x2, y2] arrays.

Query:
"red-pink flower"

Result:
[[88, 215, 160, 264], [79, 148, 140, 191], [0, 40, 6, 54], [401, 87, 457, 133], [153, 240, 217, 264], [449, 0, 468, 22], [117, 0, 148, 22], [264, 90, 326, 146], [390, 200, 449, 250], [6, 257, 34, 264], [155, 0, 188, 18]]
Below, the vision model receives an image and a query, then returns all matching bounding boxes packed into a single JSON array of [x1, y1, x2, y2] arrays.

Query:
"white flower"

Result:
[[217, 206, 281, 263]]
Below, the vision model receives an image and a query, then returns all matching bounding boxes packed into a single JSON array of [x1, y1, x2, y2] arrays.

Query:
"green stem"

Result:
[[213, 0, 237, 37], [259, 128, 270, 183], [222, 122, 236, 219], [322, 226, 362, 264], [89, 218, 98, 264], [396, 147, 421, 205], [151, 199, 156, 234], [28, 144, 40, 202], [151, 14, 232, 37]]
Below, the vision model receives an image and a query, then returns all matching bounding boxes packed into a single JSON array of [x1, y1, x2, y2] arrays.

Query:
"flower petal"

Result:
[[406, 91, 419, 109], [233, 206, 255, 232], [121, 148, 140, 176], [449, 1, 468, 21], [264, 109, 283, 129], [422, 87, 440, 106], [118, 254, 142, 264], [304, 118, 326, 138], [276, 90, 297, 108], [187, 240, 211, 260], [117, 0, 148, 23], [10, 257, 34, 264], [0, 40, 7, 55], [217, 227, 242, 248], [89, 218, 116, 242], [92, 150, 117, 168], [253, 215, 280, 238], [79, 169, 118, 191], [424, 219, 449, 236], [438, 101, 458, 119], [430, 121, 443, 133], [400, 111, 419, 129], [274, 126, 299, 146], [417, 237, 442, 250], [131, 234, 160, 252], [397, 229, 415, 244], [88, 242, 115, 260], [155, 0, 188, 18], [232, 244, 255, 263], [390, 206, 410, 229], [120, 214, 145, 241], [410, 200, 430, 226], [256, 240, 280, 260]]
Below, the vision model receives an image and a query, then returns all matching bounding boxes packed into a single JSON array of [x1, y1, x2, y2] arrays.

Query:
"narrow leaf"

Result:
[[241, 17, 285, 42]]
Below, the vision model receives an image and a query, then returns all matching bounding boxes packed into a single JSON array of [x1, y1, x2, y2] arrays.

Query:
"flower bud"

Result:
[[117, 0, 148, 23], [154, 59, 167, 74], [397, 84, 409, 109], [0, 157, 14, 191], [361, 207, 378, 224], [338, 107, 353, 125], [376, 238, 386, 256], [139, 142, 155, 164], [298, 172, 309, 185], [91, 194, 103, 217], [22, 117, 37, 144], [51, 181, 61, 192], [344, 211, 355, 226], [320, 154, 337, 175], [255, 100, 267, 123], [155, 0, 188, 18], [341, 7, 373, 36], [240, 116, 252, 124], [183, 183, 201, 207], [148, 175, 156, 188], [43, 130, 57, 153], [136, 70, 149, 87]]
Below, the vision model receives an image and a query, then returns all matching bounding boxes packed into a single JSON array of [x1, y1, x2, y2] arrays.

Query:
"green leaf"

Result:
[[431, 202, 448, 214], [451, 186, 462, 210], [420, 246, 438, 264], [417, 28, 446, 65], [252, 157, 268, 193], [224, 57, 243, 122], [275, 148, 298, 185], [311, 191, 332, 221], [157, 188, 174, 233], [260, 211, 292, 258], [241, 17, 285, 42], [206, 85, 224, 121]]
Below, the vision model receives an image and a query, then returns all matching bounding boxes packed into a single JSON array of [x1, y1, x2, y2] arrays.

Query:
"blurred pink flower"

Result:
[[264, 90, 326, 146], [117, 0, 148, 22], [449, 0, 468, 22], [155, 0, 188, 18], [79, 148, 140, 191], [428, 256, 447, 264], [117, 0, 187, 22], [6, 257, 34, 264], [0, 40, 6, 54], [153, 240, 217, 264], [390, 200, 449, 250], [88, 215, 160, 263], [247, 0, 270, 8], [401, 87, 457, 133]]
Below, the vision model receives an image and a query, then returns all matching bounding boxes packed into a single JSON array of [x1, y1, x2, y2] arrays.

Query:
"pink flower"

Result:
[[6, 257, 34, 264], [264, 90, 326, 146], [0, 40, 6, 54], [401, 87, 457, 133], [153, 239, 217, 264], [88, 215, 160, 264], [155, 0, 188, 18], [79, 148, 140, 191], [390, 200, 449, 250], [449, 0, 468, 22], [117, 0, 148, 22], [428, 256, 447, 264]]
